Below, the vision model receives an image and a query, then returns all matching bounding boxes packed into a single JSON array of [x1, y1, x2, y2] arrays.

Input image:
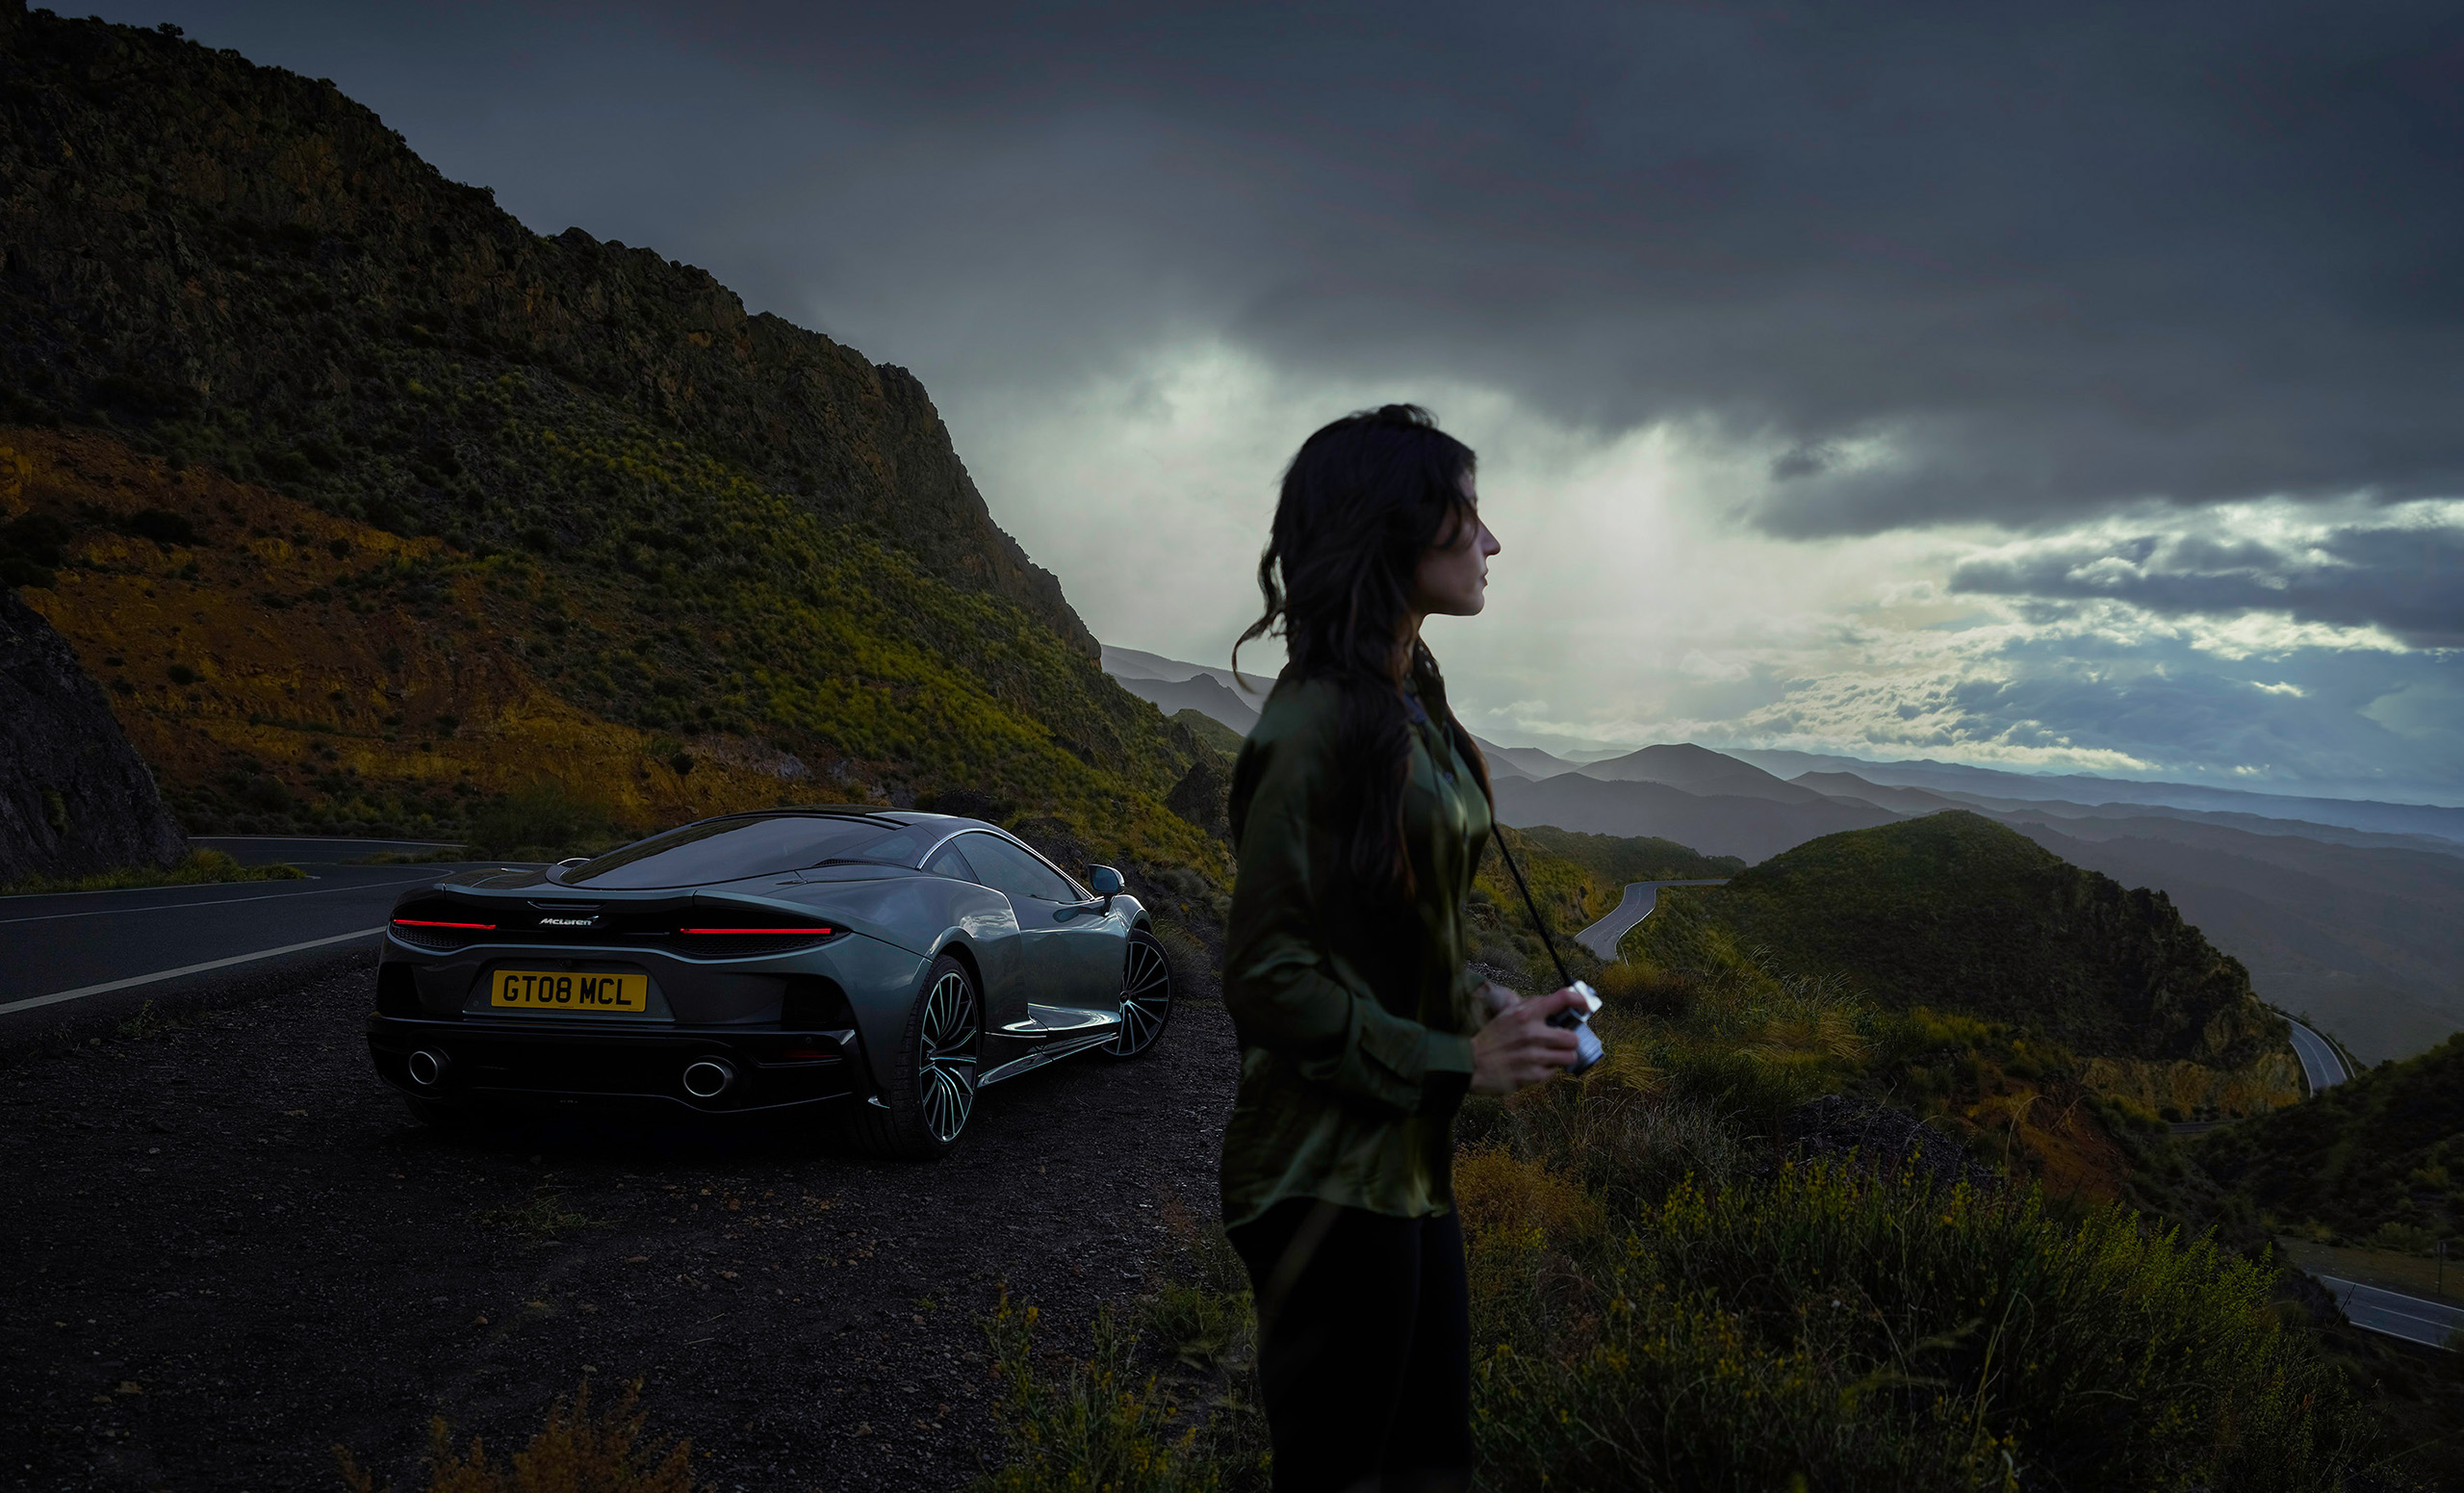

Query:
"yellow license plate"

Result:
[[490, 969, 649, 1013]]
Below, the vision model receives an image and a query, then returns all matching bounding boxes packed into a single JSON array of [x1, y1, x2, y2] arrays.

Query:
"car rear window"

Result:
[[559, 815, 922, 888]]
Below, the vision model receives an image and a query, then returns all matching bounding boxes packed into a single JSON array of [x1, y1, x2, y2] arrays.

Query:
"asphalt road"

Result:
[[2283, 1017, 2351, 1094], [2319, 1275, 2463, 1351], [0, 840, 504, 1040], [1574, 880, 1731, 961]]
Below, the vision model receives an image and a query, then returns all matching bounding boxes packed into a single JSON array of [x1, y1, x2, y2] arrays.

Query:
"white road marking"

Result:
[[2319, 1275, 2463, 1351], [0, 927, 387, 1016], [0, 874, 443, 926], [2280, 1016, 2350, 1092]]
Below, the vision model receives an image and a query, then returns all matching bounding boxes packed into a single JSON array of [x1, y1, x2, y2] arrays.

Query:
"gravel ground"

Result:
[[0, 947, 1239, 1492]]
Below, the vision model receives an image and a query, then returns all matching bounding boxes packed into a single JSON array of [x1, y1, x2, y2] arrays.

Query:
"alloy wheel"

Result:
[[918, 969, 979, 1143], [1110, 935, 1172, 1057]]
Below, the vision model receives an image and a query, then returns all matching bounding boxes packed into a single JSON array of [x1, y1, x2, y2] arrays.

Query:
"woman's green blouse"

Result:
[[1219, 673, 1494, 1230]]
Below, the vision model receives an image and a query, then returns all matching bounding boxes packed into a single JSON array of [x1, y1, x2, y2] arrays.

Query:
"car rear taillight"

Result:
[[680, 926, 834, 936], [394, 917, 498, 930]]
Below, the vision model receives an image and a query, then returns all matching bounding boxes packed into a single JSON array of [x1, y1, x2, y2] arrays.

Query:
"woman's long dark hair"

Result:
[[1233, 404, 1494, 898]]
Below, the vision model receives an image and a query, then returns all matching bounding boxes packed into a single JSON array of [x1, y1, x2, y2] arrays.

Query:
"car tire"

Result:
[[1099, 927, 1173, 1060], [847, 953, 981, 1161], [400, 1094, 485, 1131]]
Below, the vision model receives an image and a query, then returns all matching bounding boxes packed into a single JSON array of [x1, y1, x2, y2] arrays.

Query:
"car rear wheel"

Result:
[[1100, 928, 1172, 1059], [848, 954, 981, 1160]]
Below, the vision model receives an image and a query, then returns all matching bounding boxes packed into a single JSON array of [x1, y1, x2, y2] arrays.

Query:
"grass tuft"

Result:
[[1470, 1163, 2356, 1492], [475, 1185, 593, 1244], [973, 1292, 1229, 1493], [336, 1377, 696, 1492]]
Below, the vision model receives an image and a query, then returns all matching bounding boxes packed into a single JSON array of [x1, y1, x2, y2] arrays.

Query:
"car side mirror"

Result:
[[1087, 864, 1124, 897]]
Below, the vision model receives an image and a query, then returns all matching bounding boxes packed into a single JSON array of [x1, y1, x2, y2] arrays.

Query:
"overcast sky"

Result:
[[98, 1, 2464, 803]]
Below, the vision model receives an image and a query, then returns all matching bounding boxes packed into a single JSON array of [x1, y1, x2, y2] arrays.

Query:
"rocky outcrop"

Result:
[[0, 1, 1092, 655], [1166, 756, 1230, 839], [0, 584, 186, 882]]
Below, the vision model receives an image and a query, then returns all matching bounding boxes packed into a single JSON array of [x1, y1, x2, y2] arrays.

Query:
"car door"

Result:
[[950, 833, 1083, 1016], [923, 836, 1029, 1035]]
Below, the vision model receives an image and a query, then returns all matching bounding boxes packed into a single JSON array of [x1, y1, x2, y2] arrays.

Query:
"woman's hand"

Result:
[[1470, 987, 1585, 1094]]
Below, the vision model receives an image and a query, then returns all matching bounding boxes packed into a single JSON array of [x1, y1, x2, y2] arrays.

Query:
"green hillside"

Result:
[[0, 6, 1218, 863], [1630, 811, 2289, 1069], [2198, 1034, 2464, 1251], [1168, 708, 1245, 759], [1508, 823, 1744, 896]]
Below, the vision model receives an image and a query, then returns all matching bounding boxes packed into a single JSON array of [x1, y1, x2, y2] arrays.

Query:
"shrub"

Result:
[[336, 1377, 694, 1492], [2368, 1222, 2439, 1255], [1471, 1164, 2354, 1493], [974, 1295, 1223, 1493], [0, 511, 72, 586], [121, 507, 201, 546]]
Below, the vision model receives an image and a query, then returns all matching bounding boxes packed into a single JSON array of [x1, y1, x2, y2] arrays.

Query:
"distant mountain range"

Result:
[[1730, 749, 2464, 847], [1487, 772, 1896, 862], [1100, 644, 1579, 783], [1106, 645, 2464, 1062]]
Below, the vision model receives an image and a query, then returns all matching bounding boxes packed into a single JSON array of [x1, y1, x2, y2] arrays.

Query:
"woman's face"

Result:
[[1410, 484, 1502, 621]]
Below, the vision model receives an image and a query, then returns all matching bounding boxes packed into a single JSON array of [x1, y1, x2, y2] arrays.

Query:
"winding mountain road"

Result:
[[2281, 1016, 2350, 1094], [2319, 1276, 2462, 1351], [1573, 880, 1730, 961]]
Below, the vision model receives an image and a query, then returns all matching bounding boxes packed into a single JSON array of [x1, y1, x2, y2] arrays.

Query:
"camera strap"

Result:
[[1490, 830, 1578, 991]]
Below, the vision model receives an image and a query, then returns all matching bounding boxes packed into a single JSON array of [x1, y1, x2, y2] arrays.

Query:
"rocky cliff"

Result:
[[0, 0, 1090, 654], [0, 583, 186, 882], [0, 4, 1216, 863]]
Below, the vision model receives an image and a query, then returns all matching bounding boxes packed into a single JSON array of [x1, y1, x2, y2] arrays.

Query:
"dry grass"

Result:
[[475, 1185, 594, 1246], [0, 848, 305, 896], [336, 1379, 696, 1493]]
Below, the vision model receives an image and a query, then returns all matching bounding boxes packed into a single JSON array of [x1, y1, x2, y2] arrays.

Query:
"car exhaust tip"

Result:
[[682, 1058, 735, 1099], [406, 1049, 449, 1087]]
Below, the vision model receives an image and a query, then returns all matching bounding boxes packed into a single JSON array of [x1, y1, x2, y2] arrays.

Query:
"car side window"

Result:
[[958, 834, 1074, 904], [925, 841, 977, 883]]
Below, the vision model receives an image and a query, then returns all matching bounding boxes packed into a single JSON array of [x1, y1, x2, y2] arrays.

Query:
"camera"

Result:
[[1547, 980, 1604, 1073]]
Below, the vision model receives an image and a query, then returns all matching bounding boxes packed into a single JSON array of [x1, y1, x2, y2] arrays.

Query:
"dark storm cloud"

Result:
[[1949, 519, 2464, 648], [127, 2, 2464, 535], [576, 0, 2464, 535]]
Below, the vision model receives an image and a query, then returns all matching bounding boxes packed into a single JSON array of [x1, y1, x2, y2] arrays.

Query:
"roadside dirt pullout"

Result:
[[0, 952, 1237, 1491]]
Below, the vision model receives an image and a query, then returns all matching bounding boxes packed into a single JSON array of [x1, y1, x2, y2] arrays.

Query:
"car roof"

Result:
[[689, 806, 1004, 837], [648, 808, 1082, 889]]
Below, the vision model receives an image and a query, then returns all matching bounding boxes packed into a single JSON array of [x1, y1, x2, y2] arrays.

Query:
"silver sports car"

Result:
[[366, 809, 1173, 1158]]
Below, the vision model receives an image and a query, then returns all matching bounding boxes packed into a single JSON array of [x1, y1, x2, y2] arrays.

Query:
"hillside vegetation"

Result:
[[979, 957, 2372, 1491], [0, 7, 1218, 864], [1633, 813, 2294, 1076], [2199, 1033, 2464, 1254], [1507, 822, 1744, 898], [0, 6, 1077, 641]]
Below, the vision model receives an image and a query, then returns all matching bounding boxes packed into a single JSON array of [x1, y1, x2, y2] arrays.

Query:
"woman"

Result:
[[1221, 404, 1584, 1492]]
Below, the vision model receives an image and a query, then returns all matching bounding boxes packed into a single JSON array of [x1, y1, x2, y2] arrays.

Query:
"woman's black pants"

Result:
[[1226, 1198, 1474, 1493]]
